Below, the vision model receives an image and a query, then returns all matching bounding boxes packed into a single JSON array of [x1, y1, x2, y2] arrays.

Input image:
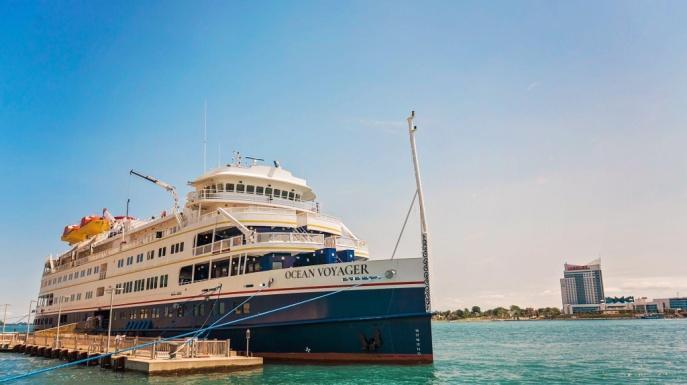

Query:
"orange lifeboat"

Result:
[[79, 215, 111, 236], [60, 215, 112, 244], [61, 224, 86, 244]]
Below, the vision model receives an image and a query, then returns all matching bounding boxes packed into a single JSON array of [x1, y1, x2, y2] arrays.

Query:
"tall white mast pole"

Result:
[[1, 304, 7, 335], [407, 111, 431, 313], [203, 101, 208, 172]]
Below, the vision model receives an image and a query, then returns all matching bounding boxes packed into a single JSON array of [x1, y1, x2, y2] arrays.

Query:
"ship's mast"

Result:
[[407, 111, 431, 313]]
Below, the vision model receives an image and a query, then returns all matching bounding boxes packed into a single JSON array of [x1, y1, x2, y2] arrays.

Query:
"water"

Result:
[[1, 320, 685, 384], [1, 325, 32, 334]]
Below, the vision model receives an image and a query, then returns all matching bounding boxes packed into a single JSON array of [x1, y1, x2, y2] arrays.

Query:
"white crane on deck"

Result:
[[129, 169, 182, 225]]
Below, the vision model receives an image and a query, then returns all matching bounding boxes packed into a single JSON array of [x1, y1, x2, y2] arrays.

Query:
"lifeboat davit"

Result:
[[61, 224, 86, 244]]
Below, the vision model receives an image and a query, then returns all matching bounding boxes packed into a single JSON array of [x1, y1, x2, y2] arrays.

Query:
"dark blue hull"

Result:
[[36, 286, 433, 363]]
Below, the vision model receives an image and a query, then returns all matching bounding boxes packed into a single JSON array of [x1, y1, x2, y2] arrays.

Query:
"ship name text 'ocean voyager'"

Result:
[[34, 113, 433, 363]]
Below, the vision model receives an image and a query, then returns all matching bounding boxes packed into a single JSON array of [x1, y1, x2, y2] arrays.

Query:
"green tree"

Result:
[[510, 305, 522, 318], [471, 306, 481, 315]]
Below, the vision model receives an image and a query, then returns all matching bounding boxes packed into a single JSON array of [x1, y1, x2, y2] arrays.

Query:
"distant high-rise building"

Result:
[[560, 259, 605, 314]]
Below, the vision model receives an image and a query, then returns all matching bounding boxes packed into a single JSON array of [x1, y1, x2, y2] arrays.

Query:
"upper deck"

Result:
[[39, 162, 368, 287]]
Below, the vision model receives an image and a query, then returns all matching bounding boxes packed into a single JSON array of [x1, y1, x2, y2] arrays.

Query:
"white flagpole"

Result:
[[407, 111, 431, 313]]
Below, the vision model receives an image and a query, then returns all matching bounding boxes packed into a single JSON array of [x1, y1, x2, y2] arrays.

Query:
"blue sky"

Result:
[[1, 1, 686, 319]]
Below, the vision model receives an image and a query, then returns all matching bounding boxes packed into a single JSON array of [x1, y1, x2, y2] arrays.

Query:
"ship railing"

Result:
[[0, 332, 23, 346], [193, 232, 326, 256], [189, 190, 319, 212], [255, 232, 325, 244], [18, 333, 233, 358], [114, 336, 231, 359], [334, 236, 367, 250]]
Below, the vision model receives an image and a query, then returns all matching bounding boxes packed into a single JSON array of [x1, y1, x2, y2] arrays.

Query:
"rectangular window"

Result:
[[76, 293, 81, 300], [179, 266, 193, 285], [246, 185, 255, 194], [256, 186, 264, 195], [218, 302, 225, 315], [80, 270, 85, 278], [146, 277, 151, 290], [226, 183, 234, 192], [136, 254, 143, 263], [194, 263, 209, 282], [230, 256, 241, 276], [180, 242, 184, 252], [160, 274, 168, 288], [69, 273, 73, 280], [273, 189, 280, 198], [152, 276, 158, 289], [237, 184, 245, 193], [94, 266, 99, 273], [211, 259, 230, 279], [281, 190, 288, 199], [217, 184, 224, 192], [265, 187, 272, 196], [127, 256, 133, 265], [288, 191, 295, 200], [295, 193, 301, 201], [87, 267, 92, 275], [243, 303, 250, 314]]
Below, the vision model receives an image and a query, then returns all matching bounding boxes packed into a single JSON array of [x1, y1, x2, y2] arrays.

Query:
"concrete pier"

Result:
[[1, 332, 263, 375], [124, 355, 262, 374]]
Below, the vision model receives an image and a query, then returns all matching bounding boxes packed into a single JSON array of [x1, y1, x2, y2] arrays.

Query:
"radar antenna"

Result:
[[245, 156, 264, 166]]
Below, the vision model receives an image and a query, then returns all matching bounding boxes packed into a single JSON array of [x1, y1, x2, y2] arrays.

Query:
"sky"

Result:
[[1, 1, 686, 320]]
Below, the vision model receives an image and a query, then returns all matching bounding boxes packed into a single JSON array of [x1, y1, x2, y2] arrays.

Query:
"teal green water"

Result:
[[1, 320, 685, 384]]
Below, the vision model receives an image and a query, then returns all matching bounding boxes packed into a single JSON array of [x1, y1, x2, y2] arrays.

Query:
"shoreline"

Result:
[[431, 316, 683, 322]]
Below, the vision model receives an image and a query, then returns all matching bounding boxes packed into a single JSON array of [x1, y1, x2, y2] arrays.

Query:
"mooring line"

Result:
[[0, 283, 362, 383]]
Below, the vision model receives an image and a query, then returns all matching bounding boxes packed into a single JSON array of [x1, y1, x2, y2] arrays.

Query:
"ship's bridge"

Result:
[[186, 163, 319, 212]]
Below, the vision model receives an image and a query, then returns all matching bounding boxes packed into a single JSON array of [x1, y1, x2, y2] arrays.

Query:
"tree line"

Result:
[[432, 305, 562, 321]]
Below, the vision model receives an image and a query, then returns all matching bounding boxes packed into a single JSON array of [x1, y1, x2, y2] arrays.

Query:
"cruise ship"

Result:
[[33, 114, 433, 363]]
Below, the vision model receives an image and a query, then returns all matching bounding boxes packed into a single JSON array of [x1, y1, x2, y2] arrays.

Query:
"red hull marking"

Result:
[[258, 352, 434, 364], [38, 280, 425, 315]]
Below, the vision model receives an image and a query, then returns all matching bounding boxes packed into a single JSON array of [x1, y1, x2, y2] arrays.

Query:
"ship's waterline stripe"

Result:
[[36, 280, 424, 315]]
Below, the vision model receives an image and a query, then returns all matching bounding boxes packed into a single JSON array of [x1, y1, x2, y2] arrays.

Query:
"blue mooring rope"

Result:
[[0, 283, 362, 383]]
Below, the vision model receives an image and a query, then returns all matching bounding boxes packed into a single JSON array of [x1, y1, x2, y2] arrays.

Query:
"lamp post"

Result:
[[245, 328, 251, 356], [1, 304, 8, 335], [25, 300, 37, 341], [106, 286, 122, 353]]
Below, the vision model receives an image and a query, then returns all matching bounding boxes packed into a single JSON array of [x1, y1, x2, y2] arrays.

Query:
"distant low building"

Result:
[[633, 297, 664, 314], [560, 259, 605, 315], [655, 297, 687, 312]]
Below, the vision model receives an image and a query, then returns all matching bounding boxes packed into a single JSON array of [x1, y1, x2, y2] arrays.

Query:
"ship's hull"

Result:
[[155, 287, 433, 363], [36, 259, 433, 363]]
